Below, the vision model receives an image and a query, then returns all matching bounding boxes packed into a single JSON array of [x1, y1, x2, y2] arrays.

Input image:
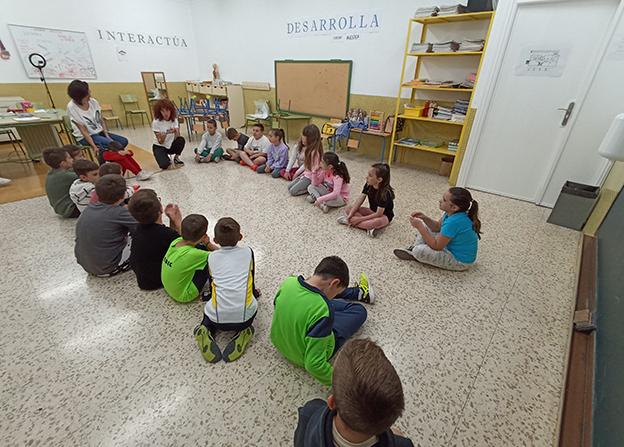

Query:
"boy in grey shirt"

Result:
[[75, 174, 138, 276]]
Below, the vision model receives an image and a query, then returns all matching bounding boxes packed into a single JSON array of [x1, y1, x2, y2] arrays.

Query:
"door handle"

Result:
[[557, 102, 575, 127]]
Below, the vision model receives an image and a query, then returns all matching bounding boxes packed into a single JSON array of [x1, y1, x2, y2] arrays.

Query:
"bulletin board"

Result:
[[274, 60, 352, 119]]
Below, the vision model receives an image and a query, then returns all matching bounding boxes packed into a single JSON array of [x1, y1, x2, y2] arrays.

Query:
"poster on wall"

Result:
[[8, 24, 97, 79], [514, 45, 571, 77], [0, 38, 10, 60]]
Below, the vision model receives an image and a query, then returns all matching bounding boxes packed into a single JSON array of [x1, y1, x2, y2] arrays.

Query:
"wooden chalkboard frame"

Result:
[[274, 59, 352, 119]]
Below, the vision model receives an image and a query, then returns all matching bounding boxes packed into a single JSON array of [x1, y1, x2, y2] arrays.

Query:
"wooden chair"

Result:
[[101, 104, 123, 130], [61, 115, 95, 161], [119, 94, 149, 129]]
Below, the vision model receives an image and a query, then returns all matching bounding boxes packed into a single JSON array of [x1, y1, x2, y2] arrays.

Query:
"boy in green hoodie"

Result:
[[43, 147, 79, 218]]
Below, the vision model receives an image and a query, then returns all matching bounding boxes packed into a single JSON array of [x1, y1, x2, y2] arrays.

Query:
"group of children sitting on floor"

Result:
[[40, 113, 485, 444]]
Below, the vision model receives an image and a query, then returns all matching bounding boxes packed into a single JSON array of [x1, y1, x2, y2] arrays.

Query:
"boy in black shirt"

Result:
[[223, 127, 250, 161], [127, 189, 183, 290]]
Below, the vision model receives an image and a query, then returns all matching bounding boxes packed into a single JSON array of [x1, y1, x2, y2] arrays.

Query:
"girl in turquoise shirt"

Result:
[[394, 187, 481, 271]]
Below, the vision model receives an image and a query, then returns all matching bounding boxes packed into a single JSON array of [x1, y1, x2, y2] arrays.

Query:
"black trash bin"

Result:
[[547, 181, 600, 231]]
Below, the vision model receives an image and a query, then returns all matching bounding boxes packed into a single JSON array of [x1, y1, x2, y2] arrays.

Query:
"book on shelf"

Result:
[[414, 6, 440, 17], [410, 42, 433, 53], [397, 138, 420, 146], [457, 39, 485, 52], [448, 139, 459, 152], [432, 41, 460, 53], [438, 4, 467, 16], [404, 79, 456, 88]]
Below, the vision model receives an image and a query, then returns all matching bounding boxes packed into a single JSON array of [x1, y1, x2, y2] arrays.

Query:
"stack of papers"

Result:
[[458, 39, 485, 52], [414, 6, 440, 17], [438, 4, 467, 16], [433, 106, 453, 121], [432, 41, 460, 53], [451, 99, 469, 122], [404, 79, 455, 87], [398, 138, 420, 146], [459, 73, 477, 89], [448, 140, 459, 152], [410, 43, 433, 53]]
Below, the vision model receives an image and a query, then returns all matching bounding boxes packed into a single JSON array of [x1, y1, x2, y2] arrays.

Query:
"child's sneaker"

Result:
[[222, 154, 232, 161], [194, 325, 222, 363], [306, 194, 315, 203], [136, 171, 153, 181], [239, 160, 247, 166], [173, 158, 185, 166], [213, 156, 221, 163], [367, 228, 379, 238], [199, 156, 206, 163], [222, 325, 255, 362], [356, 273, 375, 304], [320, 203, 330, 213], [337, 216, 349, 225], [251, 164, 259, 171], [393, 247, 417, 261]]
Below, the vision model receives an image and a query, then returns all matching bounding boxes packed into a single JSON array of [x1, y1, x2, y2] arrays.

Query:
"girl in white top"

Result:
[[152, 99, 186, 169], [281, 141, 305, 180], [66, 80, 129, 165]]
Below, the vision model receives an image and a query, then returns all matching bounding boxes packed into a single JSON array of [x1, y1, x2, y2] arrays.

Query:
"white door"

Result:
[[460, 0, 620, 205]]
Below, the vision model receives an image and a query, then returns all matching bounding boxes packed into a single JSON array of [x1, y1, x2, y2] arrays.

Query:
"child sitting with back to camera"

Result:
[[307, 152, 350, 213], [193, 217, 261, 364], [103, 141, 153, 180], [194, 119, 224, 163], [89, 162, 140, 205], [294, 338, 414, 447], [338, 163, 395, 238], [394, 187, 481, 271], [256, 128, 289, 177], [65, 144, 85, 162]]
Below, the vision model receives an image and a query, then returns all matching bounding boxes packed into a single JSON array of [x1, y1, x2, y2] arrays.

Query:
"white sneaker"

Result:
[[320, 203, 329, 213], [0, 177, 11, 185], [136, 171, 153, 181], [213, 156, 221, 163], [306, 194, 315, 203], [337, 216, 348, 225], [367, 228, 379, 238]]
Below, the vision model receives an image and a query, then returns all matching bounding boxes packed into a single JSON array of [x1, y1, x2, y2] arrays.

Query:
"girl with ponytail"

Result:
[[337, 163, 395, 238], [394, 187, 481, 271], [256, 128, 289, 178], [287, 124, 324, 196], [307, 152, 351, 213]]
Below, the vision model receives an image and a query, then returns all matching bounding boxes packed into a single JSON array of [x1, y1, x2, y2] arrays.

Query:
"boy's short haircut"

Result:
[[214, 217, 240, 247], [253, 123, 264, 131], [332, 338, 405, 436], [67, 80, 89, 104], [313, 256, 349, 289], [206, 118, 217, 127], [226, 128, 239, 140], [73, 159, 100, 177], [128, 189, 160, 224], [64, 145, 82, 159], [42, 147, 69, 169], [95, 174, 127, 204], [99, 162, 122, 176], [107, 141, 124, 152], [181, 214, 208, 242]]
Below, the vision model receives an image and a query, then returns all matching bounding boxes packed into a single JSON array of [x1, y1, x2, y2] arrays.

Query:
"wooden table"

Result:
[[0, 110, 65, 161]]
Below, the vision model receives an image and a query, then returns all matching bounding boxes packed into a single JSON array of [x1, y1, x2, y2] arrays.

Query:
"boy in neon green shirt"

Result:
[[162, 214, 219, 303]]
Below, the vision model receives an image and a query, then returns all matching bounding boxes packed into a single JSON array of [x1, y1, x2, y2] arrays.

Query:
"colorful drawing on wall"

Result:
[[0, 39, 10, 60]]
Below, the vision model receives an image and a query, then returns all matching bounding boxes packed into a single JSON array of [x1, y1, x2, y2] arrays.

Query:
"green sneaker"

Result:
[[194, 325, 222, 363], [222, 326, 255, 362], [357, 273, 375, 304]]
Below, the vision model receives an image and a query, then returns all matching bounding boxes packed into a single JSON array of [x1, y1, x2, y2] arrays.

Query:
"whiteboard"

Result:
[[9, 24, 97, 79]]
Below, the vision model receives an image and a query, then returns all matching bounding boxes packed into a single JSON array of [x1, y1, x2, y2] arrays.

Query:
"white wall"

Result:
[[0, 0, 200, 83], [189, 0, 481, 97]]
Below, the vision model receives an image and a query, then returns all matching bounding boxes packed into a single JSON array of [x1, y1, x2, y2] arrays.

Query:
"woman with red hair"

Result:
[[152, 99, 185, 169]]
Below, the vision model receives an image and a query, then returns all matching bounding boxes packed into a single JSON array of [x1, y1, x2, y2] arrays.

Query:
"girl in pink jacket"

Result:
[[307, 152, 351, 213]]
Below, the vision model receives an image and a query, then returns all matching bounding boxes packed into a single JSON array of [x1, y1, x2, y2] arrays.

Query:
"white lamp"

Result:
[[598, 113, 624, 161]]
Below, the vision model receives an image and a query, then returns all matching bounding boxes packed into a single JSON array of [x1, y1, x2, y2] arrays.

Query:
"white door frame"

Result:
[[457, 0, 623, 205]]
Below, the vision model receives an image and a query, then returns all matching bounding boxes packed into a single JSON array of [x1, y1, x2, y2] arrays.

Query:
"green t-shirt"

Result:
[[161, 237, 210, 302], [45, 168, 78, 217]]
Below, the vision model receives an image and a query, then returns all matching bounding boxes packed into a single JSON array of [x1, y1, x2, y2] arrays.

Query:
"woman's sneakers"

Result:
[[173, 157, 185, 166], [356, 273, 374, 304], [194, 325, 222, 363], [136, 170, 153, 181], [222, 326, 255, 362]]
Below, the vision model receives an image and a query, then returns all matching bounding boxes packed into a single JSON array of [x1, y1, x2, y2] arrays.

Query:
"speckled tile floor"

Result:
[[0, 125, 580, 447]]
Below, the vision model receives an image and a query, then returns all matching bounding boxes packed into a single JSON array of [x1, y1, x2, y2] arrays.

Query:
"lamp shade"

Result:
[[598, 113, 624, 161]]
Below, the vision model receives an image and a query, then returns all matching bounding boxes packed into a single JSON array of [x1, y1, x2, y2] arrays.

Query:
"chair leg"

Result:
[[125, 113, 130, 128], [130, 114, 135, 130]]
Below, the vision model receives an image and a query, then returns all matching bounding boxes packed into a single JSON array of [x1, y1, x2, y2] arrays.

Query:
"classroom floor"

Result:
[[0, 125, 580, 447]]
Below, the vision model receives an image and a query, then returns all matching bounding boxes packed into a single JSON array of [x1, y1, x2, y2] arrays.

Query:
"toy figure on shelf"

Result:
[[213, 64, 220, 82]]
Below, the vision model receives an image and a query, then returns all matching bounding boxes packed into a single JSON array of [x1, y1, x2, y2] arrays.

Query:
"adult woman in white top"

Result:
[[152, 99, 185, 169], [66, 80, 129, 165]]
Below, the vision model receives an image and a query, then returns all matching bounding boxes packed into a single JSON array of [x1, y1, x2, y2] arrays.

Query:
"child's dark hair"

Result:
[[181, 214, 208, 242], [73, 159, 99, 177], [42, 147, 69, 169], [322, 152, 350, 184], [313, 256, 349, 289], [107, 141, 124, 152], [371, 163, 395, 203], [206, 118, 217, 128], [128, 189, 161, 225], [253, 123, 264, 131], [95, 174, 127, 205], [269, 128, 289, 150], [301, 124, 323, 171], [99, 162, 122, 176], [449, 187, 482, 238], [332, 338, 405, 436], [226, 128, 239, 140], [214, 217, 241, 247], [67, 80, 90, 104], [64, 144, 82, 159]]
